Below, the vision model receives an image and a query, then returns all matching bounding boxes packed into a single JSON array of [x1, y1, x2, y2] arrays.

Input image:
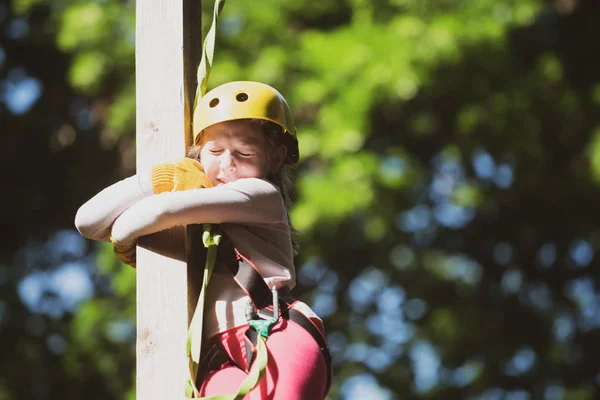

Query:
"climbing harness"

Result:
[[189, 232, 333, 398]]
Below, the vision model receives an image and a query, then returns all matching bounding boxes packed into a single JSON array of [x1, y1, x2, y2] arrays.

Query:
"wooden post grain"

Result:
[[135, 0, 201, 397]]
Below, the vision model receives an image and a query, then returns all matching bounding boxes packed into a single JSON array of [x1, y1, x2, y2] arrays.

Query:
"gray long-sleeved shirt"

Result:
[[74, 175, 316, 337]]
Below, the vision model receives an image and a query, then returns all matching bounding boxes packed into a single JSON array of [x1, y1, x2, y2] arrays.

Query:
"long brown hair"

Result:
[[187, 119, 299, 255]]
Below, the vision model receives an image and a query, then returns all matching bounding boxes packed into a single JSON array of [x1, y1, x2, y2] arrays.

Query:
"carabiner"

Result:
[[272, 286, 279, 322], [256, 286, 280, 322]]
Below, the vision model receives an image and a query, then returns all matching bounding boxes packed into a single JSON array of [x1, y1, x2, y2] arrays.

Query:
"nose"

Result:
[[219, 150, 235, 170]]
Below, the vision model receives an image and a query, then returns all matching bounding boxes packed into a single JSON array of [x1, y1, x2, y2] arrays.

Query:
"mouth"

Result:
[[216, 177, 230, 185]]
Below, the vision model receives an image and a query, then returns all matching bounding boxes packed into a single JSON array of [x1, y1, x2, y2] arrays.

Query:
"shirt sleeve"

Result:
[[110, 178, 285, 244], [74, 173, 154, 241]]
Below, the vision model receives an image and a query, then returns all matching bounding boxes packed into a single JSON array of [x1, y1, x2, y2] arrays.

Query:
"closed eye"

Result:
[[209, 149, 223, 155]]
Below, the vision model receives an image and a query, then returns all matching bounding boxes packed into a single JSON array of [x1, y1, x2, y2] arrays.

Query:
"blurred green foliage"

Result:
[[3, 0, 600, 399]]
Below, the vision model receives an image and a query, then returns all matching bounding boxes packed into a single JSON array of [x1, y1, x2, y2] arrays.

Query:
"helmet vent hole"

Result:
[[209, 98, 220, 108], [236, 93, 249, 102]]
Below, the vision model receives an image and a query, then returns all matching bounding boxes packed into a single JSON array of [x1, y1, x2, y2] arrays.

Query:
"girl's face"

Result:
[[199, 120, 285, 186]]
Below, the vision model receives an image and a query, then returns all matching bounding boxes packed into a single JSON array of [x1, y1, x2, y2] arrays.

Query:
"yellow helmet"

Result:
[[193, 81, 299, 164]]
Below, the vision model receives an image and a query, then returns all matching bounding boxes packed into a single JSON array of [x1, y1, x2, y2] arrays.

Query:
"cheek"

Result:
[[259, 155, 273, 175], [198, 152, 216, 173], [202, 158, 218, 174], [245, 159, 271, 178], [226, 160, 254, 178]]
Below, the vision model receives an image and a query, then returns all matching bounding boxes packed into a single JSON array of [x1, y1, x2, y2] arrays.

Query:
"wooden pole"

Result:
[[135, 0, 201, 398]]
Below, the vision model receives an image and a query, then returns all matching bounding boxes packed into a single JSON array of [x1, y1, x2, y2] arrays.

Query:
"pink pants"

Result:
[[198, 317, 329, 399]]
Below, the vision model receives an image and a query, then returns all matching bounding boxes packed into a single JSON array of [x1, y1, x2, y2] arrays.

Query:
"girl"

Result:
[[75, 81, 331, 399]]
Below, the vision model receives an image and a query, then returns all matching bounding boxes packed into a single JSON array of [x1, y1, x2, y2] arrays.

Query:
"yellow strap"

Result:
[[185, 224, 221, 398], [186, 0, 225, 393], [185, 0, 273, 396], [194, 0, 226, 107]]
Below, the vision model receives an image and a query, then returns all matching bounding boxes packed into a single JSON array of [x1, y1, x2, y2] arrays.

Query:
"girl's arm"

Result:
[[110, 178, 285, 244], [75, 173, 154, 242]]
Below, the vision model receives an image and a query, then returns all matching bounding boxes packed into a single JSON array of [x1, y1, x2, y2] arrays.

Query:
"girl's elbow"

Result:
[[74, 207, 89, 235], [74, 206, 106, 241]]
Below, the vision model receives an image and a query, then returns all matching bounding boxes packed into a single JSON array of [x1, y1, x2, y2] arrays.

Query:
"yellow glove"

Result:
[[152, 158, 213, 194], [110, 236, 137, 268]]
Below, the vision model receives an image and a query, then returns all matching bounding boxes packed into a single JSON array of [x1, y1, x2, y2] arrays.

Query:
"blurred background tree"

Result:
[[1, 0, 600, 398]]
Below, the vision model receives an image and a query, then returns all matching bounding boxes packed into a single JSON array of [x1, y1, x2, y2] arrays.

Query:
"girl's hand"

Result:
[[152, 158, 213, 193], [110, 236, 137, 268]]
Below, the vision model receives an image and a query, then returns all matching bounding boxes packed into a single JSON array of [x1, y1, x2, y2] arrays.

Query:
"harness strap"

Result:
[[288, 308, 333, 368], [200, 343, 233, 373], [196, 337, 270, 400], [226, 251, 273, 310], [213, 304, 332, 395], [197, 237, 333, 397], [222, 252, 333, 395], [244, 328, 258, 372], [186, 224, 222, 398]]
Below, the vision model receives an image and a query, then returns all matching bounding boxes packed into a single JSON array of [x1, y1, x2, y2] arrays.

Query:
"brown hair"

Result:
[[187, 119, 299, 255]]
